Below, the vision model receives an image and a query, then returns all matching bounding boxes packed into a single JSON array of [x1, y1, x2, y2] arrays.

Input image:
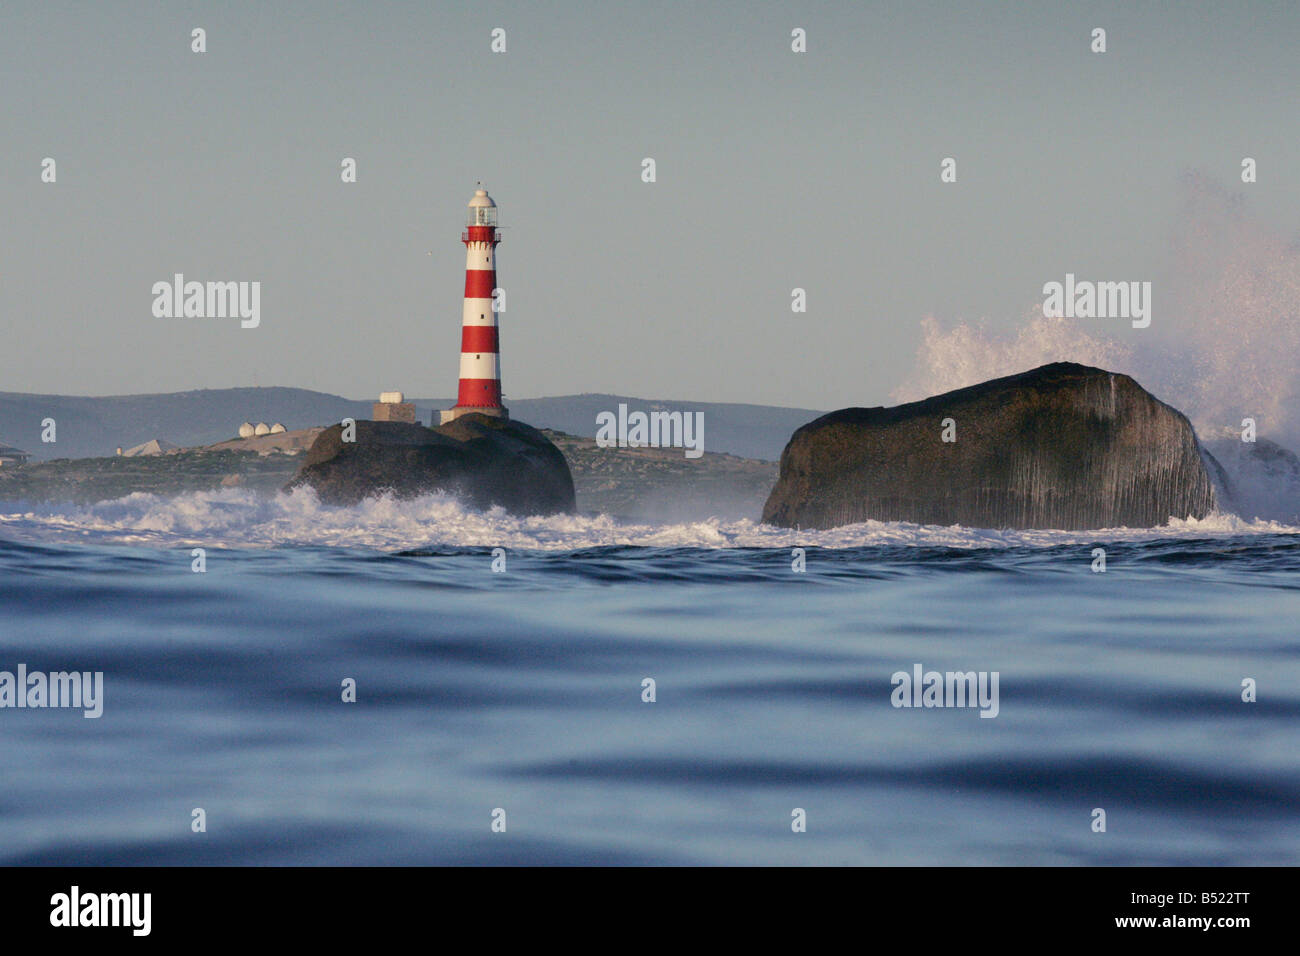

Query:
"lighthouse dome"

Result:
[[467, 187, 498, 227]]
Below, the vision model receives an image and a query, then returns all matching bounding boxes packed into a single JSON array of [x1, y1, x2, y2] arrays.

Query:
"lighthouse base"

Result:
[[439, 405, 509, 426]]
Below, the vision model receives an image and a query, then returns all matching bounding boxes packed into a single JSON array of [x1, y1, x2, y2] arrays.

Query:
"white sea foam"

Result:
[[0, 488, 1294, 552]]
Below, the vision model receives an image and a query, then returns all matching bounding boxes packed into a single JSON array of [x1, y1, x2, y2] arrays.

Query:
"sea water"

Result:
[[0, 489, 1297, 865]]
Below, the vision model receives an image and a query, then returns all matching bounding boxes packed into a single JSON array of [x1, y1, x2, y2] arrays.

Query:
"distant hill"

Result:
[[422, 395, 823, 461], [0, 388, 821, 462]]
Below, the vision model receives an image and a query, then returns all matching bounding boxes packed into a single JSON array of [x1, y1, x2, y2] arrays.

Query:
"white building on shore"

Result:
[[0, 443, 32, 467]]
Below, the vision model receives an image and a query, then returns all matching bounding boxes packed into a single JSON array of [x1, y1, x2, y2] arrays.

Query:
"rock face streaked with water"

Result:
[[286, 414, 575, 513], [763, 363, 1216, 530]]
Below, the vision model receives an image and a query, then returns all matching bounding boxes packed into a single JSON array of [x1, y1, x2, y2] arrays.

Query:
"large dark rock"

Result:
[[762, 363, 1217, 530], [286, 414, 576, 513]]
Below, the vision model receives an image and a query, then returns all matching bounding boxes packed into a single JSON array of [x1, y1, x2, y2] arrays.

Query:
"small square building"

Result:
[[373, 391, 417, 423]]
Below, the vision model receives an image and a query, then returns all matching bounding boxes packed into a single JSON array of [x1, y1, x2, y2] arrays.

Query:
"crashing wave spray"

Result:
[[894, 174, 1300, 455], [1155, 172, 1300, 448]]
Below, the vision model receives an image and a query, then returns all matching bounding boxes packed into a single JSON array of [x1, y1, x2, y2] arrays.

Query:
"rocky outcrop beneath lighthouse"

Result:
[[286, 414, 576, 514], [761, 363, 1216, 530]]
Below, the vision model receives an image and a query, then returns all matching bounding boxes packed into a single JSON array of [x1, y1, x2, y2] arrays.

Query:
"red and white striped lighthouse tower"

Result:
[[440, 185, 508, 425]]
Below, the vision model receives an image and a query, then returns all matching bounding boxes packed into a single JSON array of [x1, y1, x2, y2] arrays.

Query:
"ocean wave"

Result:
[[0, 487, 1296, 552]]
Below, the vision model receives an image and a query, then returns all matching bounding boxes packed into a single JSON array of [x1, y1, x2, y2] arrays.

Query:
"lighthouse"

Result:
[[440, 186, 508, 425]]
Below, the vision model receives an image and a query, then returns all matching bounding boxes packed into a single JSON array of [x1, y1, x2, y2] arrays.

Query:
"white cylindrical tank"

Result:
[[379, 391, 404, 404], [269, 423, 287, 434], [238, 422, 256, 438], [254, 422, 271, 436]]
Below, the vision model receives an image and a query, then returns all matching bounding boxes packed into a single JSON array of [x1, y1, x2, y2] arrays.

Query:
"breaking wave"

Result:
[[893, 173, 1300, 450], [891, 309, 1135, 405], [0, 487, 1294, 552]]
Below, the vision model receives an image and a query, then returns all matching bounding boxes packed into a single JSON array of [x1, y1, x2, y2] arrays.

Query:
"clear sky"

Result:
[[2, 1, 1297, 410]]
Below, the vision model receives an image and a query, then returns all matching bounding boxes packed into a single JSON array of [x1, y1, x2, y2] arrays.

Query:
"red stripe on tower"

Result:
[[460, 325, 499, 353], [464, 270, 497, 300], [457, 378, 501, 405], [440, 185, 509, 425]]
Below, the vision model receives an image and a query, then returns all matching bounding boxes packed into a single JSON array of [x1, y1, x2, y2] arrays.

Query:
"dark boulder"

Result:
[[286, 414, 576, 514], [762, 363, 1216, 530]]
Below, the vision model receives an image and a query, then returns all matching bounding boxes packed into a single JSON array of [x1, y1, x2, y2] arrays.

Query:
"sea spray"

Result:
[[0, 487, 1293, 552], [893, 174, 1300, 450]]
